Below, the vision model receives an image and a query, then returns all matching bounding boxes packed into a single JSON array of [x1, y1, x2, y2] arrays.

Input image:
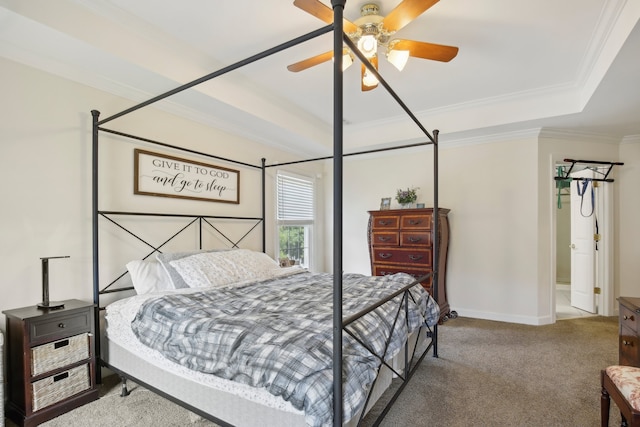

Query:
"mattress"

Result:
[[104, 287, 425, 426]]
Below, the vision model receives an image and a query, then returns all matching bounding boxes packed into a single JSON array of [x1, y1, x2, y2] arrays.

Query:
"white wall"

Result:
[[333, 132, 543, 324], [618, 137, 640, 298], [0, 57, 321, 333]]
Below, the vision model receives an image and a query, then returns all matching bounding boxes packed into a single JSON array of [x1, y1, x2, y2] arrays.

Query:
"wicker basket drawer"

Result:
[[32, 364, 90, 412], [31, 333, 89, 376]]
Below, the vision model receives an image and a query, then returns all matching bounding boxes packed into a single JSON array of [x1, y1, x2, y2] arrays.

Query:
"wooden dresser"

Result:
[[619, 297, 640, 367], [3, 300, 99, 427], [368, 207, 452, 321]]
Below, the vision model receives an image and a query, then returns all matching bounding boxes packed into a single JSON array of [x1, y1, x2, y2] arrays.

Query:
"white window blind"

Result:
[[277, 173, 314, 221]]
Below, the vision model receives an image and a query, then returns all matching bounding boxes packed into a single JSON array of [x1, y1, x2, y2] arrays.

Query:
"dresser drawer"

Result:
[[620, 324, 639, 367], [371, 231, 399, 246], [371, 215, 400, 230], [31, 364, 90, 412], [400, 231, 431, 247], [31, 333, 90, 376], [373, 265, 432, 293], [30, 310, 91, 344], [401, 214, 431, 230], [620, 304, 639, 334], [373, 248, 432, 266], [373, 265, 431, 283]]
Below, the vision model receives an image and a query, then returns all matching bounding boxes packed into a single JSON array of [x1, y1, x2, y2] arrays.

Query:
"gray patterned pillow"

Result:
[[156, 249, 224, 289]]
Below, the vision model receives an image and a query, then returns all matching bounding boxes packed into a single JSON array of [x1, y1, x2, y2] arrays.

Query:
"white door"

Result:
[[570, 169, 596, 313]]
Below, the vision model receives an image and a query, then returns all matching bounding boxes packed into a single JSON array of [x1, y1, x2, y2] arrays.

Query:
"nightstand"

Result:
[[3, 300, 99, 427]]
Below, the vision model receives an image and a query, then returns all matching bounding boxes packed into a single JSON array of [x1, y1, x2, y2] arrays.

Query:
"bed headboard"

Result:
[[96, 211, 265, 296]]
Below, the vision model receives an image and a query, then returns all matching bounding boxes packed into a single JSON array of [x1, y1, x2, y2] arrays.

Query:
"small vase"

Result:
[[400, 203, 414, 209]]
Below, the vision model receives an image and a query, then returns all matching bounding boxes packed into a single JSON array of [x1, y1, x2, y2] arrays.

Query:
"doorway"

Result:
[[554, 162, 615, 320], [555, 181, 595, 319]]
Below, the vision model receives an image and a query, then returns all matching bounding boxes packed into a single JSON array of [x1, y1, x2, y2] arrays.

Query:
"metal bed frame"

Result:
[[91, 1, 442, 425]]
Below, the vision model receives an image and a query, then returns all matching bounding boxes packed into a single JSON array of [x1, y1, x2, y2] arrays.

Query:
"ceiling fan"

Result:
[[287, 0, 459, 91]]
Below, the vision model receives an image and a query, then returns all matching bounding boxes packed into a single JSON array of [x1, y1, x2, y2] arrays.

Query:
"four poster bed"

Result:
[[91, 1, 444, 426]]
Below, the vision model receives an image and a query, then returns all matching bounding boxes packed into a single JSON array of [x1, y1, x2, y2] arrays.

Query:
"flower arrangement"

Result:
[[396, 187, 418, 205]]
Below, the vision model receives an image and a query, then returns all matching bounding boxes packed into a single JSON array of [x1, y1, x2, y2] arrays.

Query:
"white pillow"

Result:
[[156, 249, 223, 289], [169, 249, 280, 288], [126, 259, 174, 294]]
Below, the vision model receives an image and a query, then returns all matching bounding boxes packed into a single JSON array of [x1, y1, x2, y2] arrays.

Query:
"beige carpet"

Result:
[[5, 316, 622, 426]]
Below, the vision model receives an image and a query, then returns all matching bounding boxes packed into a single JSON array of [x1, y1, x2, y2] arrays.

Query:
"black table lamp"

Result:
[[37, 256, 69, 309]]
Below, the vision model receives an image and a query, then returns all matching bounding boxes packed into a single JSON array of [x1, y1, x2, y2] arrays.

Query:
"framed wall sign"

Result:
[[134, 149, 240, 204]]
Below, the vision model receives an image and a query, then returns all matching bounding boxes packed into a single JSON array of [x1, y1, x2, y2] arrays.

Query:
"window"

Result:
[[276, 171, 314, 268]]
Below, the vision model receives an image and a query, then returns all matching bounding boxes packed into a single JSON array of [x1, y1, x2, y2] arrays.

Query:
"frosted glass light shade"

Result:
[[362, 69, 379, 87], [342, 51, 354, 71], [357, 35, 377, 58], [387, 49, 410, 71]]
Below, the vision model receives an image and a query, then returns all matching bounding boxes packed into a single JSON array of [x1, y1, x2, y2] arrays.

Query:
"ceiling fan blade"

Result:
[[393, 39, 458, 62], [287, 50, 334, 72], [383, 0, 439, 32], [293, 0, 358, 33], [361, 56, 379, 92]]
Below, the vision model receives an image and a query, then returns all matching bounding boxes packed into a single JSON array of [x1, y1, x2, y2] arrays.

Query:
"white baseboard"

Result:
[[451, 308, 553, 326]]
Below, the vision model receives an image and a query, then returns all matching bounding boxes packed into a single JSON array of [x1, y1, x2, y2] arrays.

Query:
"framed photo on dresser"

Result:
[[380, 197, 391, 210]]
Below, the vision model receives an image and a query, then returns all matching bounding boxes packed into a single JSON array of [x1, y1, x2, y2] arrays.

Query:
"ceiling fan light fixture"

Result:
[[362, 67, 379, 87], [342, 50, 354, 71], [362, 70, 378, 87], [357, 34, 377, 58], [387, 48, 410, 71], [334, 49, 354, 71]]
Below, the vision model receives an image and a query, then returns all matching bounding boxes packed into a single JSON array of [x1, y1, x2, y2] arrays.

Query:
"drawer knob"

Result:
[[379, 253, 393, 259], [377, 236, 391, 242], [58, 322, 65, 328], [409, 255, 423, 261], [409, 220, 422, 225], [409, 237, 422, 243], [624, 315, 635, 321], [623, 340, 634, 346], [378, 220, 391, 226]]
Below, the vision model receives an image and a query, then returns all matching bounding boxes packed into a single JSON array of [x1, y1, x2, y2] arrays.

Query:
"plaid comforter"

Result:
[[131, 272, 439, 426]]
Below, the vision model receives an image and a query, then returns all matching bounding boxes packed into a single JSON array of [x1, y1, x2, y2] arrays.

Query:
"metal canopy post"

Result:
[[332, 1, 346, 425], [261, 158, 267, 252], [91, 109, 102, 384], [432, 130, 439, 358]]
